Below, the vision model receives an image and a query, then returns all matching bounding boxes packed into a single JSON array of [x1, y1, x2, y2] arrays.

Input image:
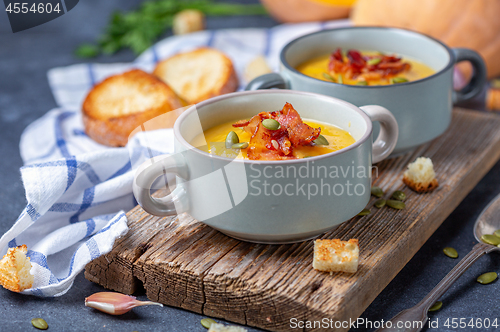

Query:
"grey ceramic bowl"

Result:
[[133, 90, 398, 243], [246, 27, 487, 155]]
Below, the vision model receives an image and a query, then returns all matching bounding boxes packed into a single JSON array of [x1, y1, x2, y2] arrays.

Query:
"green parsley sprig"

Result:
[[75, 0, 267, 58]]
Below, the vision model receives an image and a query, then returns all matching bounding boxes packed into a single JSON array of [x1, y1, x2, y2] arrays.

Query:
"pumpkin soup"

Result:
[[297, 48, 435, 86], [191, 102, 356, 160]]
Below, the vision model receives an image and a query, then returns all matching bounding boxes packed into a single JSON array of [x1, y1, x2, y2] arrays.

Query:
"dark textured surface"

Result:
[[0, 1, 498, 331]]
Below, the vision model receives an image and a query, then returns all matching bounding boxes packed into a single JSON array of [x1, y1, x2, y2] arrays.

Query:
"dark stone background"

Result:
[[0, 1, 498, 331]]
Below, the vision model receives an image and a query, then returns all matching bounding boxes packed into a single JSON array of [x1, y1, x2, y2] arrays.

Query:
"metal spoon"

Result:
[[376, 193, 500, 332]]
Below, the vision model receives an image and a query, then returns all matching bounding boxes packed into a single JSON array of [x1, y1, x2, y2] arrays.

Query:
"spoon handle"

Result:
[[376, 243, 498, 332]]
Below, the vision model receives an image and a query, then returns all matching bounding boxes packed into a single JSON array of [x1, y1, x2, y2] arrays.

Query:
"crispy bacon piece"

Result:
[[327, 48, 411, 82], [232, 103, 321, 161]]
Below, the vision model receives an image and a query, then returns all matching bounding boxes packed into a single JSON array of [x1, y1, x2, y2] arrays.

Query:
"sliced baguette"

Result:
[[153, 48, 238, 104], [82, 69, 183, 147]]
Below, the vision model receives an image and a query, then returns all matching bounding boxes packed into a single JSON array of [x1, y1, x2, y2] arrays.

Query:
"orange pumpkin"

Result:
[[351, 0, 500, 79], [260, 0, 356, 23]]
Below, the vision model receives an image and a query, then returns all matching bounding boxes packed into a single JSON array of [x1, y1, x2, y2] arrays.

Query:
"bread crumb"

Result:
[[403, 157, 438, 193], [0, 245, 34, 292], [208, 323, 248, 332], [313, 239, 359, 274]]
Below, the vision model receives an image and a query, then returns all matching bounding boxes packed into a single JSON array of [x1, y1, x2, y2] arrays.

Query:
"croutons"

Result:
[[313, 239, 359, 274], [244, 56, 272, 82], [173, 9, 205, 35], [208, 323, 248, 332], [403, 157, 439, 193], [153, 48, 238, 104], [82, 69, 183, 147], [0, 245, 34, 292]]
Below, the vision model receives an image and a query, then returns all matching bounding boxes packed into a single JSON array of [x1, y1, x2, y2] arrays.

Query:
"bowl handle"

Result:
[[245, 73, 289, 90], [133, 154, 189, 216], [452, 48, 487, 104], [359, 105, 399, 164]]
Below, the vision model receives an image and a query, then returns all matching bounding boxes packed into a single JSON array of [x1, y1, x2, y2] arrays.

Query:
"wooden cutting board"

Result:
[[85, 108, 500, 332]]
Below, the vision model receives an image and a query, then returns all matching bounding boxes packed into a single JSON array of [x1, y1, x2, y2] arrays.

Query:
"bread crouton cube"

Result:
[[313, 239, 359, 273], [0, 244, 34, 292], [403, 157, 438, 193]]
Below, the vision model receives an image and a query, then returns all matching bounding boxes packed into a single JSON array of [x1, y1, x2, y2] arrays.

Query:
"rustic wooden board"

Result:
[[86, 108, 500, 332]]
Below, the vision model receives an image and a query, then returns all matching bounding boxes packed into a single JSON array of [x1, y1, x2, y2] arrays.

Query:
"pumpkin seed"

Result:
[[494, 229, 500, 238], [313, 135, 329, 146], [201, 318, 216, 329], [337, 74, 343, 84], [374, 199, 386, 208], [232, 142, 249, 149], [391, 190, 406, 201], [225, 131, 239, 149], [428, 301, 442, 312], [358, 208, 371, 216], [476, 272, 498, 285], [370, 186, 384, 198], [481, 234, 500, 246], [443, 247, 458, 259], [31, 318, 48, 330], [391, 77, 409, 84], [322, 72, 336, 82], [367, 58, 381, 66], [386, 199, 405, 210], [262, 119, 281, 130], [356, 81, 368, 86]]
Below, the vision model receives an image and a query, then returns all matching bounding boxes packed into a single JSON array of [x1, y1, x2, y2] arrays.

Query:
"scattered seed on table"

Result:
[[477, 272, 498, 285], [201, 318, 216, 329], [443, 247, 458, 259], [31, 318, 48, 330], [429, 301, 442, 312]]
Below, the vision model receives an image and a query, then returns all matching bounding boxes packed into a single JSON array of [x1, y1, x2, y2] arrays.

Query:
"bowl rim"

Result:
[[280, 26, 455, 88], [174, 90, 374, 165]]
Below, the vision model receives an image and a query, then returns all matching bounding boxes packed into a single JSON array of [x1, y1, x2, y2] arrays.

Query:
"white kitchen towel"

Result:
[[0, 19, 349, 297]]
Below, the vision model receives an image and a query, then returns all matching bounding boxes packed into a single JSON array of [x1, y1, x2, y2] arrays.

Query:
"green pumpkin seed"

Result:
[[262, 119, 281, 130], [356, 81, 368, 86], [337, 74, 343, 84], [428, 301, 442, 312], [367, 58, 382, 66], [391, 77, 409, 84], [232, 142, 249, 149], [443, 247, 458, 259], [494, 229, 500, 238], [476, 272, 498, 285], [313, 135, 329, 146], [391, 190, 406, 201], [225, 131, 239, 149], [481, 234, 500, 246], [358, 208, 371, 216], [201, 318, 216, 329], [374, 199, 386, 208], [31, 318, 48, 330], [386, 199, 405, 210], [370, 186, 384, 198], [322, 72, 336, 82]]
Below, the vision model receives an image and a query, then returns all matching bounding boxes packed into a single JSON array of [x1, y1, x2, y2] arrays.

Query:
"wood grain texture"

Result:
[[86, 108, 500, 331]]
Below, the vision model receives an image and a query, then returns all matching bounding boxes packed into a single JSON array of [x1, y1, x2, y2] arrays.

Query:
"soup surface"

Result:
[[296, 48, 435, 86], [191, 103, 356, 160]]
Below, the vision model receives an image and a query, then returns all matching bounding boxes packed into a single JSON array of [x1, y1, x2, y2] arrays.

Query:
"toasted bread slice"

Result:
[[403, 157, 439, 193], [153, 48, 238, 104], [313, 239, 359, 274], [82, 69, 183, 147], [0, 245, 34, 292]]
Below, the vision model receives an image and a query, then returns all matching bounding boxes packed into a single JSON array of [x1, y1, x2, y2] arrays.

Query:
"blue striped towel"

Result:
[[0, 20, 349, 297]]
